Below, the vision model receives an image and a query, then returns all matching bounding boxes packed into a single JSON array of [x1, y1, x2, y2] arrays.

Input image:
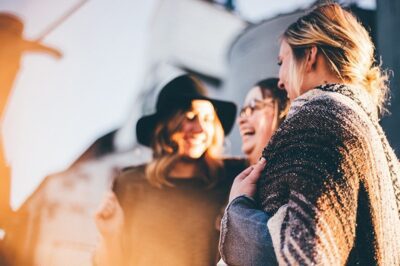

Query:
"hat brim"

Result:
[[136, 114, 160, 147], [136, 96, 237, 147]]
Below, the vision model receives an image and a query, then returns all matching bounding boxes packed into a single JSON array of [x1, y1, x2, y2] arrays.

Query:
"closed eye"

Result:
[[185, 111, 196, 121]]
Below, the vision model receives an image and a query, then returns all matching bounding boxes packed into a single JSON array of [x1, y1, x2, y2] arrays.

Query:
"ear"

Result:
[[305, 46, 318, 72]]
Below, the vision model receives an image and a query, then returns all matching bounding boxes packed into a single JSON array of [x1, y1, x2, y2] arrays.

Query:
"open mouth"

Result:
[[241, 128, 255, 137], [186, 136, 206, 145]]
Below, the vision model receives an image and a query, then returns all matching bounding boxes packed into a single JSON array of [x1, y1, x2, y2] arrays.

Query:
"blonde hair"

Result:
[[283, 2, 389, 114], [145, 104, 224, 188]]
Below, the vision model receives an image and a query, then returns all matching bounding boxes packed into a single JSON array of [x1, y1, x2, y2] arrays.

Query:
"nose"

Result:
[[191, 117, 204, 133], [237, 114, 247, 125]]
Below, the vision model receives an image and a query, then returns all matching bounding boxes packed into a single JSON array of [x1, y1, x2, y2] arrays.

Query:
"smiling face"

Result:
[[278, 40, 302, 101], [238, 87, 276, 164], [172, 99, 217, 159]]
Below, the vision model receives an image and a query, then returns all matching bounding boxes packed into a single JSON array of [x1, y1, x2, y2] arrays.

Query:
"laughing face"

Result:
[[238, 87, 276, 164]]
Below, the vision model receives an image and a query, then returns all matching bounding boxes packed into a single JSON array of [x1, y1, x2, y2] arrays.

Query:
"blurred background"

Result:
[[0, 0, 398, 265]]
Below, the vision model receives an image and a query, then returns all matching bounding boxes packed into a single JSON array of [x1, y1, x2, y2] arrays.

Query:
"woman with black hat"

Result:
[[93, 74, 246, 265]]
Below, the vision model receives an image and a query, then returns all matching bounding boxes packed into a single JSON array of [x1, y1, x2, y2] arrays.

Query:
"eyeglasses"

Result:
[[239, 99, 274, 118]]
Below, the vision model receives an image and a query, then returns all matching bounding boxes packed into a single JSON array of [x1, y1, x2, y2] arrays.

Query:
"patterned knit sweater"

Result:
[[257, 84, 400, 265]]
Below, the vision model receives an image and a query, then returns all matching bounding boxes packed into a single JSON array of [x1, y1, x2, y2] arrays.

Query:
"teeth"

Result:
[[187, 137, 205, 144], [241, 129, 255, 136]]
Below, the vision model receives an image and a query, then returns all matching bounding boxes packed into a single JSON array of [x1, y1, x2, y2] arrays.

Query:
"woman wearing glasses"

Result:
[[219, 78, 289, 265], [237, 78, 289, 165]]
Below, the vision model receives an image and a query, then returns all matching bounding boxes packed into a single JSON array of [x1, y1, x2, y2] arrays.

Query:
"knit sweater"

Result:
[[112, 158, 246, 266], [257, 84, 400, 265]]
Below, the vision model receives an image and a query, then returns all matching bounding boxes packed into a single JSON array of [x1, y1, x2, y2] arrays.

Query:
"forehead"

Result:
[[191, 99, 214, 113], [244, 87, 263, 105]]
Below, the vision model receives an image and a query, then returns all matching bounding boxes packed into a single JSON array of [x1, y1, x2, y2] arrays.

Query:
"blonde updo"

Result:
[[283, 2, 389, 114]]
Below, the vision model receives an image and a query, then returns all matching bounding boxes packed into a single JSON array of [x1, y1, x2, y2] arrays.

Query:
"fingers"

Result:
[[245, 157, 266, 184], [95, 192, 119, 220], [229, 158, 267, 203]]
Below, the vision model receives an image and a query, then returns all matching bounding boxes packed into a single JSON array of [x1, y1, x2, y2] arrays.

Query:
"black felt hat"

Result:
[[136, 75, 237, 147]]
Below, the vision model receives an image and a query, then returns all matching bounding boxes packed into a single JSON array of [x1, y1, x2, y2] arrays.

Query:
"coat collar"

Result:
[[287, 83, 379, 123]]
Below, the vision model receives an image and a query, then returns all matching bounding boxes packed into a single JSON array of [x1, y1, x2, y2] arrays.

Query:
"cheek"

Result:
[[179, 121, 189, 134], [255, 121, 268, 137], [256, 112, 274, 135], [205, 126, 215, 142], [243, 113, 258, 126], [252, 112, 267, 129]]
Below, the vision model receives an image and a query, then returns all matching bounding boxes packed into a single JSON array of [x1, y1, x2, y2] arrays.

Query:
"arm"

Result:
[[93, 231, 125, 266], [93, 192, 125, 266], [93, 167, 145, 265], [266, 177, 358, 266], [219, 159, 278, 265], [220, 195, 277, 266]]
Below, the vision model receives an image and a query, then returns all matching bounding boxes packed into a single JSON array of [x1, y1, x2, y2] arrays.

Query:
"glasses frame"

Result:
[[239, 98, 274, 118]]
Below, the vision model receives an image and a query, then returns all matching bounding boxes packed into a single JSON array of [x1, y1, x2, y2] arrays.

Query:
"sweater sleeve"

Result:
[[112, 165, 145, 215], [258, 100, 360, 265], [110, 166, 145, 264]]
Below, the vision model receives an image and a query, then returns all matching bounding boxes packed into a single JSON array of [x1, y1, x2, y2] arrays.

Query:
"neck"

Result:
[[302, 74, 343, 95], [301, 53, 345, 94], [248, 152, 259, 165], [168, 158, 201, 178]]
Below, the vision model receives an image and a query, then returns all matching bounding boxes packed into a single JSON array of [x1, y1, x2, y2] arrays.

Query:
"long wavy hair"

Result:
[[145, 104, 224, 188], [283, 2, 389, 114]]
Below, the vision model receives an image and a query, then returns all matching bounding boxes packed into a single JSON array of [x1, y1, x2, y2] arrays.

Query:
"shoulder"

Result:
[[120, 164, 146, 176], [288, 86, 373, 129], [280, 89, 366, 142], [261, 89, 363, 179], [292, 90, 350, 119], [112, 164, 148, 196], [118, 164, 146, 180]]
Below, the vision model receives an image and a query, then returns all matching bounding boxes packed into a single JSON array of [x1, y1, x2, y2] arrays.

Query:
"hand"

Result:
[[229, 157, 266, 203], [94, 191, 124, 240]]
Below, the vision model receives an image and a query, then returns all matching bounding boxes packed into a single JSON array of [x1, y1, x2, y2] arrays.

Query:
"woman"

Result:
[[221, 3, 400, 265], [94, 75, 246, 265], [218, 78, 289, 265], [238, 78, 289, 164]]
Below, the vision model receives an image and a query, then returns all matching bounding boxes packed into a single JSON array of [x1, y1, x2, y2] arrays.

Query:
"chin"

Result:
[[242, 144, 254, 157], [186, 149, 206, 159], [188, 154, 202, 159]]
